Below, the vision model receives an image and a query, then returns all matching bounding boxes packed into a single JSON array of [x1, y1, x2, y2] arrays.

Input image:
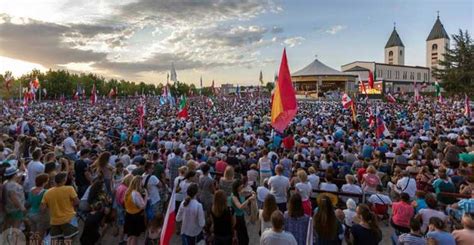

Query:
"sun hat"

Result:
[[4, 165, 19, 177]]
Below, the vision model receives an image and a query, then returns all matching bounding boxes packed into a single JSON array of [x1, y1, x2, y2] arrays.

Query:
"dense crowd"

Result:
[[0, 94, 473, 245]]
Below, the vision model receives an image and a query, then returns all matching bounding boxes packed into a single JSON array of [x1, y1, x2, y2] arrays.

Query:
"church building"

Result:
[[341, 14, 450, 95]]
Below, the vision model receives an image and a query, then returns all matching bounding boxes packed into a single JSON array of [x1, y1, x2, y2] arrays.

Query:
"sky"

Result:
[[0, 0, 472, 87]]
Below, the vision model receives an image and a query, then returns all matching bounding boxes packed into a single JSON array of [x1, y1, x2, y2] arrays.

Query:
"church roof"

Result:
[[427, 17, 450, 41], [292, 59, 345, 76], [385, 28, 404, 48], [344, 66, 370, 72]]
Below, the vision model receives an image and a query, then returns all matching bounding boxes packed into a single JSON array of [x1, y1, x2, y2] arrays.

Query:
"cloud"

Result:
[[271, 26, 283, 34], [283, 36, 305, 47], [325, 25, 346, 35], [0, 15, 108, 68]]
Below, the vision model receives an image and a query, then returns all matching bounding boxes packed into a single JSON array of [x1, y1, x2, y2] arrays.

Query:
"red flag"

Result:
[[385, 93, 396, 103], [90, 84, 97, 105], [4, 73, 13, 92], [368, 70, 374, 89], [465, 94, 471, 118], [160, 189, 176, 245], [108, 88, 116, 98], [137, 96, 146, 130], [341, 93, 353, 109], [177, 96, 188, 119], [271, 49, 297, 133]]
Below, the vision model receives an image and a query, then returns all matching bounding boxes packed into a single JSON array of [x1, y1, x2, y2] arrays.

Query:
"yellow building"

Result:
[[291, 59, 357, 99]]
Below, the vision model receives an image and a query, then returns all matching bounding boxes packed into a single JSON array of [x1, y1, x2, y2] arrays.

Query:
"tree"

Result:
[[433, 29, 474, 96], [265, 82, 274, 93]]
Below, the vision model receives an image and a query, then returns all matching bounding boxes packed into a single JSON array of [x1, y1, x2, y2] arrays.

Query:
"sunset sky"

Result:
[[0, 0, 472, 86]]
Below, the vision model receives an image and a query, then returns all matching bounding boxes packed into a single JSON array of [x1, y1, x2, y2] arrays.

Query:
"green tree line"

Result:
[[0, 69, 209, 99]]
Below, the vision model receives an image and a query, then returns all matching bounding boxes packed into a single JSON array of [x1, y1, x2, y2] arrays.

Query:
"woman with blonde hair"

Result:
[[295, 169, 313, 216], [362, 166, 381, 194], [115, 174, 133, 244], [219, 166, 234, 198], [124, 176, 147, 245], [91, 151, 114, 196]]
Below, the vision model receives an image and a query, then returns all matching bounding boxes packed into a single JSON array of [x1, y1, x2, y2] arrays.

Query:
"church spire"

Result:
[[385, 26, 404, 48], [427, 12, 449, 41]]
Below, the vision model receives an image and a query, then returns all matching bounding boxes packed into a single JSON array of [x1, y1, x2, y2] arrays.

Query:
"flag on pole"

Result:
[[376, 108, 390, 138], [206, 97, 214, 108], [138, 96, 146, 131], [350, 101, 357, 122], [414, 80, 421, 102], [177, 95, 188, 118], [108, 88, 116, 98], [438, 94, 445, 104], [259, 70, 264, 85], [200, 76, 203, 95], [368, 70, 374, 89], [271, 48, 297, 133], [306, 217, 313, 245], [435, 81, 441, 97], [236, 84, 241, 98], [160, 188, 177, 245], [90, 84, 97, 105], [358, 75, 367, 95], [4, 72, 13, 92], [170, 63, 177, 83], [464, 94, 471, 118], [341, 93, 353, 109], [385, 93, 396, 103]]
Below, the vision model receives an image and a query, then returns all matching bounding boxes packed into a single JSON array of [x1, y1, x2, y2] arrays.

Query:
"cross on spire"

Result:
[[393, 22, 396, 30], [437, 10, 440, 19]]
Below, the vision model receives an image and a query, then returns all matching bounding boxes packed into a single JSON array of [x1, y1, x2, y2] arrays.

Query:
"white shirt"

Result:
[[268, 175, 290, 204], [63, 137, 76, 154], [25, 160, 45, 191], [174, 176, 185, 202], [341, 183, 362, 202], [308, 174, 320, 197], [418, 208, 447, 233], [260, 229, 297, 245], [395, 176, 417, 199], [320, 182, 338, 192], [176, 199, 205, 237], [257, 186, 270, 203], [368, 193, 392, 205], [295, 181, 312, 201], [142, 173, 160, 204]]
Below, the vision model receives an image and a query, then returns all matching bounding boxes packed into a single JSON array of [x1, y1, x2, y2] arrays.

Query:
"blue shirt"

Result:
[[362, 145, 373, 159], [426, 231, 455, 245], [131, 133, 141, 145], [415, 198, 427, 213], [458, 198, 474, 215]]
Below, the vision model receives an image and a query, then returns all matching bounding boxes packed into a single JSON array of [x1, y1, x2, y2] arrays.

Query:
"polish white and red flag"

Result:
[[160, 188, 176, 245]]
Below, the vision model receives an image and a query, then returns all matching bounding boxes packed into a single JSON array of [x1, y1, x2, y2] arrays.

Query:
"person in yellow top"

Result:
[[41, 172, 79, 242], [124, 176, 148, 245]]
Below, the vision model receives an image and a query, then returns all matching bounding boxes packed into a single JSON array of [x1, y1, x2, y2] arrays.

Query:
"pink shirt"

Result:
[[392, 201, 414, 228], [115, 184, 128, 206]]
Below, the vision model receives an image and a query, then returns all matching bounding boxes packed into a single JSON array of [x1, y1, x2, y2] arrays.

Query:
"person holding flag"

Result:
[[271, 48, 297, 133]]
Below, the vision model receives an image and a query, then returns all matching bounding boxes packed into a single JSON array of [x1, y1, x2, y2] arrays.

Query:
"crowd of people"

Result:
[[0, 94, 473, 245]]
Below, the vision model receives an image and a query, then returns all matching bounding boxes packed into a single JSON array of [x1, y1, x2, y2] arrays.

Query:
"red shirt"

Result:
[[282, 136, 295, 149], [392, 201, 414, 228], [357, 168, 366, 183], [215, 160, 228, 175]]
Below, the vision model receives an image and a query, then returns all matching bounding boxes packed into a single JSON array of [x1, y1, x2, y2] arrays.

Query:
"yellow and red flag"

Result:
[[271, 49, 297, 133]]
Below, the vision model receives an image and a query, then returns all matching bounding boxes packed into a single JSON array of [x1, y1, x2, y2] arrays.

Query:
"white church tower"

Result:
[[426, 13, 450, 72], [384, 25, 405, 65]]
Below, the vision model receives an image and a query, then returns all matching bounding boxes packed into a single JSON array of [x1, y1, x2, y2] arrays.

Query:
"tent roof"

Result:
[[292, 59, 345, 76]]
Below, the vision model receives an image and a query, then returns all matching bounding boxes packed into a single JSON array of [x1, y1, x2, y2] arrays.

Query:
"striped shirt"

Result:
[[458, 198, 474, 215]]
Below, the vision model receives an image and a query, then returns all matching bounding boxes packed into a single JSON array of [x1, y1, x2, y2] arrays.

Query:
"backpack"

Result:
[[365, 174, 379, 187]]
